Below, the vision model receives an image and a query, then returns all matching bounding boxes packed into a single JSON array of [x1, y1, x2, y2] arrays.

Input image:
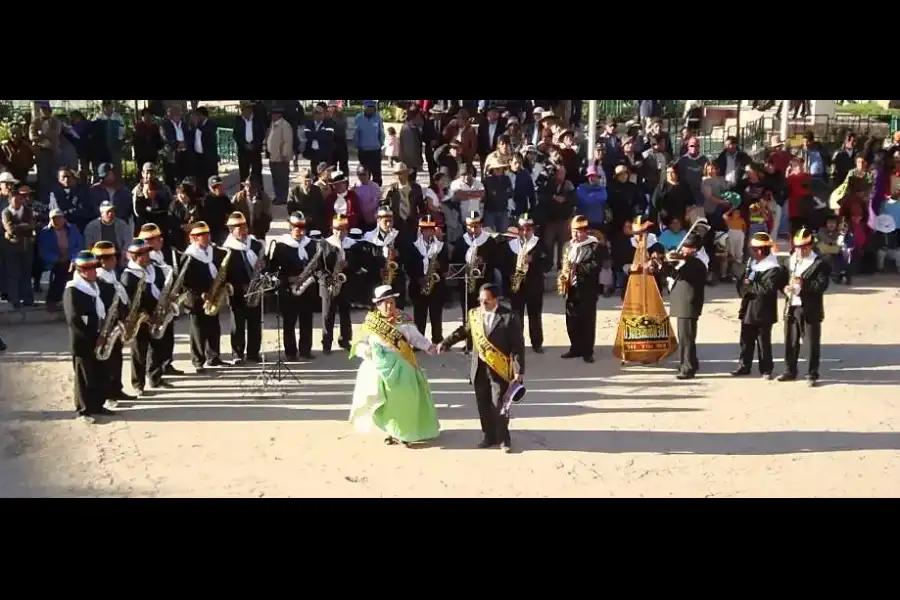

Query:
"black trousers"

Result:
[[160, 319, 175, 367], [46, 262, 70, 303], [511, 289, 544, 350], [130, 328, 164, 390], [280, 293, 313, 357], [738, 323, 774, 374], [784, 307, 822, 378], [412, 291, 444, 344], [473, 366, 510, 445], [230, 301, 262, 359], [237, 148, 263, 186], [676, 317, 699, 375], [321, 294, 352, 349], [106, 340, 124, 396], [189, 312, 221, 367], [357, 149, 383, 186], [73, 354, 105, 415], [565, 293, 597, 357]]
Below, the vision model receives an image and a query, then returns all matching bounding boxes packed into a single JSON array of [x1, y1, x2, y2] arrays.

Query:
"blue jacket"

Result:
[[575, 182, 608, 225], [37, 222, 84, 268], [353, 112, 385, 151]]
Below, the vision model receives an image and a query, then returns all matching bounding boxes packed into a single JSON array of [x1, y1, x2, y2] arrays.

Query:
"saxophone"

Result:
[[95, 292, 123, 361], [465, 244, 483, 293], [121, 270, 150, 345], [422, 251, 441, 296], [557, 243, 574, 296], [383, 247, 399, 286], [323, 247, 348, 298], [149, 257, 191, 339], [203, 248, 234, 316], [289, 240, 323, 296], [510, 238, 530, 294]]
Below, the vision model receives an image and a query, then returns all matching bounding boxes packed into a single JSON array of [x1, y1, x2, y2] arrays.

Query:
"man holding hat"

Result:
[[63, 250, 116, 423], [91, 240, 135, 404], [287, 167, 327, 235], [348, 284, 441, 447], [657, 232, 708, 379], [221, 211, 266, 364], [407, 213, 449, 344], [559, 215, 601, 362], [268, 211, 319, 360], [732, 232, 788, 379], [320, 214, 357, 354], [37, 207, 83, 310], [503, 214, 550, 352], [780, 227, 830, 386], [363, 206, 408, 309], [451, 210, 500, 350], [181, 221, 227, 372]]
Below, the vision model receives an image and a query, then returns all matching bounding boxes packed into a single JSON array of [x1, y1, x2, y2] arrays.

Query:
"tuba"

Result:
[[203, 248, 234, 316], [95, 292, 123, 361], [510, 239, 530, 294], [149, 256, 191, 339], [121, 270, 150, 345]]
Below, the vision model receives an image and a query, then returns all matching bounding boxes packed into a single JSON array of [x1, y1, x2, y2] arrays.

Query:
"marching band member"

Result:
[[406, 214, 449, 344], [181, 221, 227, 372], [92, 241, 135, 405], [121, 238, 169, 395], [222, 211, 266, 364], [451, 210, 499, 351], [267, 211, 318, 360], [559, 215, 601, 363], [440, 283, 525, 453], [732, 232, 788, 380], [320, 214, 357, 354], [779, 227, 831, 386], [63, 250, 116, 423], [503, 213, 550, 353], [138, 223, 183, 376], [363, 207, 408, 309], [348, 226, 374, 308], [657, 234, 707, 379]]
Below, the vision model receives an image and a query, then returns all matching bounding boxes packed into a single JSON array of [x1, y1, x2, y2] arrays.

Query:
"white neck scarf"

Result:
[[464, 229, 490, 263], [364, 228, 399, 259], [223, 234, 258, 268], [149, 249, 173, 277], [184, 243, 217, 278], [788, 251, 817, 307], [66, 274, 106, 322], [326, 234, 356, 250], [509, 234, 539, 255], [751, 252, 779, 274], [126, 260, 161, 300], [333, 192, 349, 216], [413, 236, 444, 274], [278, 233, 310, 261], [97, 267, 129, 305]]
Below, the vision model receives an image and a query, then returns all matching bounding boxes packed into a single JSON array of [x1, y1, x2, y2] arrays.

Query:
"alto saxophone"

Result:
[[465, 245, 482, 293], [510, 239, 529, 294], [557, 244, 574, 296], [324, 247, 348, 298], [203, 248, 234, 316], [95, 291, 123, 361], [149, 256, 191, 339], [422, 253, 441, 296], [121, 270, 150, 345], [289, 240, 323, 296]]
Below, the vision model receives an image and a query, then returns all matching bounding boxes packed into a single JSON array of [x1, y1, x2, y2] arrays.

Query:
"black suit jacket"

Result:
[[783, 255, 830, 322], [737, 260, 788, 325], [664, 255, 707, 319], [232, 114, 266, 154], [63, 285, 103, 357], [194, 119, 219, 164], [477, 118, 507, 158], [406, 238, 450, 299], [303, 118, 336, 160], [121, 265, 165, 317], [442, 304, 525, 385], [500, 235, 551, 297], [181, 247, 228, 314]]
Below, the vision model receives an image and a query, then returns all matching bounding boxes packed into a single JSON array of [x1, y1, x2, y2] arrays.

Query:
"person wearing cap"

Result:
[[353, 101, 385, 186], [48, 167, 92, 233], [220, 212, 266, 364], [732, 232, 788, 379], [1, 182, 37, 308], [450, 210, 500, 350], [63, 250, 115, 423], [348, 283, 441, 447], [231, 178, 273, 240], [268, 211, 319, 360], [502, 213, 549, 352], [780, 227, 830, 386], [557, 215, 601, 362], [324, 170, 361, 233], [159, 105, 191, 192], [287, 167, 327, 235], [363, 206, 408, 309], [656, 232, 708, 379], [37, 207, 84, 310], [83, 199, 132, 268], [382, 162, 424, 238], [320, 214, 357, 354], [89, 161, 132, 227], [352, 166, 382, 230], [233, 102, 266, 185], [181, 221, 227, 371], [302, 105, 336, 189], [538, 163, 576, 271], [440, 282, 524, 452], [195, 175, 228, 245], [91, 240, 135, 404], [121, 238, 170, 394], [407, 213, 449, 344], [313, 161, 334, 197], [477, 106, 507, 172]]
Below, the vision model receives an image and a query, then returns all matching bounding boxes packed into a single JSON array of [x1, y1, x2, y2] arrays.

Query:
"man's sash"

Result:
[[468, 308, 512, 382], [361, 311, 419, 369]]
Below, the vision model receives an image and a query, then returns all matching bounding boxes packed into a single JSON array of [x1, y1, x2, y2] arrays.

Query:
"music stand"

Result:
[[242, 274, 303, 398], [446, 262, 474, 353]]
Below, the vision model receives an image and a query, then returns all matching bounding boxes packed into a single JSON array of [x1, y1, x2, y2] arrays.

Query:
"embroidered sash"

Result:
[[468, 308, 512, 382], [361, 311, 418, 369]]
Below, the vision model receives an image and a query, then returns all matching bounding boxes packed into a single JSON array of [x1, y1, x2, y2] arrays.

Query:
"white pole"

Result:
[[587, 100, 597, 162], [780, 99, 790, 144]]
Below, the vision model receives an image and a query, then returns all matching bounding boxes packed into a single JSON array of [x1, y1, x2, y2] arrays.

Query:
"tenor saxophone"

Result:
[[510, 239, 529, 294], [557, 244, 573, 296], [149, 256, 191, 339], [465, 245, 482, 293], [324, 248, 348, 298], [121, 270, 150, 345], [422, 253, 441, 296], [95, 292, 122, 361], [203, 248, 234, 316], [289, 240, 323, 296]]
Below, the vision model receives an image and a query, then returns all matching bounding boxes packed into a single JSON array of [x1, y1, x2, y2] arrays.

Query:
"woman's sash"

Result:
[[361, 311, 419, 369], [468, 308, 512, 382]]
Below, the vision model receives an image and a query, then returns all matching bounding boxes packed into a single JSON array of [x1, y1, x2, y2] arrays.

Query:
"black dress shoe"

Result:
[[383, 436, 397, 445], [149, 381, 174, 389], [583, 355, 595, 364], [232, 357, 244, 366], [114, 390, 137, 401], [299, 353, 315, 360], [477, 438, 496, 449], [206, 358, 225, 367], [561, 351, 580, 359], [164, 365, 185, 375], [533, 347, 544, 354], [322, 347, 332, 356], [96, 407, 116, 416], [776, 372, 797, 382], [285, 354, 300, 362], [731, 368, 751, 377]]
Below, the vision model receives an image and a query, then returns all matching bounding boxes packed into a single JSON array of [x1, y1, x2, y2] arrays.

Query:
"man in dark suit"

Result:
[[159, 105, 193, 191], [189, 107, 220, 193], [476, 106, 506, 175], [303, 104, 335, 173], [660, 233, 707, 379], [232, 102, 266, 185], [779, 227, 831, 387], [440, 283, 525, 453]]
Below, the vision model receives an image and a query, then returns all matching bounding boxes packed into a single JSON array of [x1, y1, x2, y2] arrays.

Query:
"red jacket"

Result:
[[416, 100, 433, 113], [325, 190, 361, 230]]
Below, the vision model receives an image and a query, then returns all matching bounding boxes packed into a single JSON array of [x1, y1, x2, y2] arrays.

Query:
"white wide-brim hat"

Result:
[[372, 284, 399, 304]]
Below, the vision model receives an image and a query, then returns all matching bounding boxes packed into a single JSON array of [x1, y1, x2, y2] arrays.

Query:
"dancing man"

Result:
[[406, 214, 448, 344], [349, 285, 441, 447], [181, 221, 226, 373], [222, 212, 266, 364], [92, 240, 135, 405], [560, 215, 601, 363]]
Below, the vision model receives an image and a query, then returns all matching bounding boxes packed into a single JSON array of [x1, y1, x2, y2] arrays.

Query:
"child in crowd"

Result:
[[383, 127, 399, 167], [816, 213, 843, 280], [658, 216, 687, 251], [722, 191, 746, 278], [840, 208, 870, 284]]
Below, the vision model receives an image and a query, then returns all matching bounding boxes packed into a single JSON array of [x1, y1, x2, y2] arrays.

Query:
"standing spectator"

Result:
[[189, 107, 219, 193], [286, 168, 327, 235], [675, 137, 710, 206], [1, 183, 37, 308], [765, 137, 793, 175], [1, 125, 36, 184], [0, 173, 14, 298], [508, 153, 536, 218], [800, 132, 830, 181], [159, 105, 192, 191], [231, 179, 273, 240], [442, 110, 477, 176], [275, 99, 304, 172], [637, 100, 662, 129], [831, 133, 858, 187], [132, 108, 163, 176], [714, 136, 751, 190], [201, 176, 232, 245], [84, 202, 133, 268], [422, 107, 445, 179], [66, 110, 92, 182], [481, 160, 513, 233], [133, 179, 171, 234], [266, 107, 294, 206], [599, 118, 622, 181], [354, 100, 385, 185], [328, 104, 350, 177], [48, 167, 93, 233], [399, 108, 424, 180], [302, 104, 335, 178], [38, 209, 83, 310], [232, 101, 266, 185], [29, 101, 62, 197], [324, 172, 361, 232], [351, 166, 382, 232], [537, 165, 575, 270], [477, 106, 506, 174], [786, 157, 812, 235], [89, 101, 125, 178], [575, 166, 609, 231], [88, 163, 133, 229]]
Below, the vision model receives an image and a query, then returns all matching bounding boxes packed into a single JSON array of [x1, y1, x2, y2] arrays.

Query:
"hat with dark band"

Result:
[[332, 214, 349, 228], [91, 241, 117, 258], [128, 238, 150, 254], [74, 250, 99, 269], [793, 227, 813, 247], [349, 228, 363, 239], [419, 214, 438, 228], [330, 171, 348, 185], [138, 223, 162, 240], [571, 215, 589, 230], [289, 211, 306, 226], [749, 232, 775, 248], [631, 215, 654, 234], [141, 162, 157, 173], [372, 284, 399, 304], [518, 213, 534, 226], [465, 210, 483, 225], [377, 206, 394, 219], [190, 221, 211, 236], [227, 212, 247, 227]]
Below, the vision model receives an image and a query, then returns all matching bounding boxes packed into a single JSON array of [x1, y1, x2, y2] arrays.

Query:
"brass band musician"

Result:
[[222, 211, 266, 364], [320, 214, 357, 354], [92, 241, 135, 404], [559, 215, 601, 363], [181, 221, 227, 372], [139, 223, 183, 376], [502, 213, 550, 353], [406, 214, 449, 344], [363, 206, 408, 309], [450, 210, 499, 351]]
